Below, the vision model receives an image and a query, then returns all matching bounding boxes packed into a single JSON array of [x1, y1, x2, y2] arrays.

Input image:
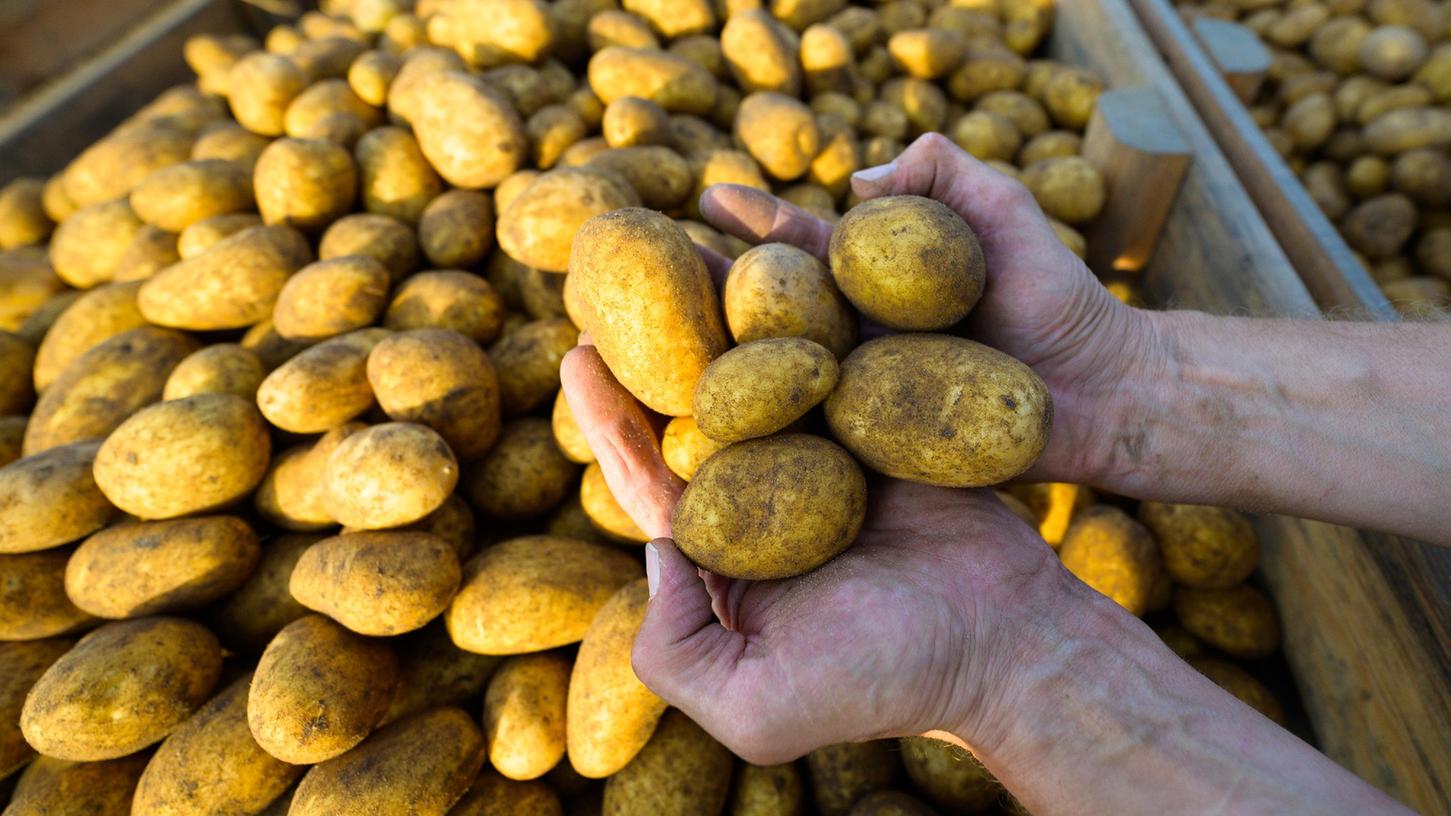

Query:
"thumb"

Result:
[[632, 537, 739, 704]]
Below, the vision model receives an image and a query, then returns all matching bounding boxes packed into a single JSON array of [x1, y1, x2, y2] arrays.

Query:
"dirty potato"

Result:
[[499, 168, 641, 273], [0, 548, 97, 640], [723, 242, 856, 359], [385, 270, 507, 344], [256, 328, 389, 433], [272, 256, 391, 341], [139, 224, 314, 330], [601, 709, 733, 815], [321, 421, 459, 529], [1174, 585, 1282, 660], [290, 531, 461, 635], [484, 652, 571, 780], [693, 337, 838, 443], [162, 343, 267, 401], [1138, 502, 1259, 590]]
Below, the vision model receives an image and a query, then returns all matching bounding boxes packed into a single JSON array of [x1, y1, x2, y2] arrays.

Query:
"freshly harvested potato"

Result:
[[450, 769, 564, 815], [140, 224, 314, 330], [588, 47, 719, 115], [806, 741, 900, 816], [21, 617, 221, 760], [256, 328, 389, 433], [1019, 129, 1082, 165], [62, 120, 196, 209], [580, 462, 648, 543], [65, 516, 259, 619], [0, 415, 25, 467], [4, 753, 150, 816], [499, 169, 641, 273], [0, 249, 66, 332], [348, 49, 403, 106], [429, 0, 554, 67], [227, 52, 308, 135], [661, 416, 728, 482], [1340, 192, 1418, 258], [464, 418, 578, 520], [490, 317, 580, 416], [947, 47, 1026, 103], [850, 791, 939, 815], [1021, 156, 1106, 225], [22, 327, 198, 455], [546, 490, 609, 545], [163, 342, 266, 401], [826, 333, 1052, 487], [1359, 25, 1428, 80], [386, 270, 506, 344], [900, 736, 1000, 812], [0, 548, 96, 640], [1042, 65, 1104, 129], [888, 28, 969, 80], [190, 123, 270, 173], [419, 190, 495, 268], [248, 614, 398, 763], [735, 92, 822, 181], [446, 535, 641, 655], [1058, 505, 1161, 617], [129, 159, 253, 232], [673, 434, 866, 579], [528, 105, 589, 170], [949, 110, 1022, 162], [291, 531, 461, 635], [693, 338, 839, 443], [386, 46, 469, 126], [723, 242, 856, 359], [383, 620, 501, 724], [829, 195, 985, 330], [485, 652, 571, 780], [272, 255, 390, 341], [1190, 657, 1287, 726], [131, 674, 305, 815], [602, 97, 671, 148], [254, 138, 358, 231], [110, 225, 178, 283], [602, 709, 733, 815], [1003, 482, 1090, 547], [321, 422, 459, 529], [290, 36, 370, 84], [211, 533, 318, 653], [48, 199, 146, 289], [413, 71, 529, 188], [0, 178, 53, 251], [1, 639, 72, 779], [1391, 147, 1451, 207], [254, 424, 363, 530], [368, 328, 501, 460], [1364, 106, 1451, 154], [355, 125, 444, 223], [569, 209, 729, 416], [93, 393, 270, 520], [1174, 584, 1282, 660], [731, 762, 805, 816], [591, 10, 660, 54], [553, 390, 595, 464], [722, 11, 802, 96], [1138, 502, 1259, 590], [284, 78, 382, 139], [176, 211, 264, 258], [290, 707, 486, 816]]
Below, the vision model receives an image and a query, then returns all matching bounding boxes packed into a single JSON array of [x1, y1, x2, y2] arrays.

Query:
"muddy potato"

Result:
[[1341, 192, 1418, 258], [322, 422, 458, 529], [1138, 502, 1258, 590], [211, 533, 317, 653], [254, 425, 362, 530], [499, 168, 641, 273], [227, 52, 308, 135], [140, 224, 314, 330], [2, 439, 113, 555], [271, 256, 390, 342], [452, 770, 564, 815], [257, 328, 388, 433], [1058, 505, 1161, 617], [463, 418, 579, 521], [253, 138, 357, 231], [579, 462, 648, 543], [601, 709, 732, 816], [673, 434, 865, 579], [413, 71, 528, 189], [490, 317, 579, 416], [354, 126, 444, 224], [24, 326, 199, 455], [386, 270, 507, 344], [829, 195, 984, 330], [1, 640, 72, 778], [588, 47, 720, 115], [660, 416, 728, 482], [291, 531, 460, 635], [826, 334, 1052, 487], [485, 652, 571, 780], [1022, 156, 1106, 225], [176, 211, 264, 258], [806, 741, 899, 816], [899, 736, 999, 812], [0, 548, 96, 640], [129, 159, 253, 233], [4, 753, 150, 816], [419, 190, 495, 269], [446, 535, 641, 655], [731, 762, 804, 816], [48, 199, 146, 289], [723, 242, 856, 359], [369, 328, 501, 460], [693, 338, 838, 443], [1190, 657, 1287, 726], [21, 617, 221, 760], [383, 620, 500, 724], [1364, 106, 1451, 154], [1175, 584, 1282, 660], [0, 178, 53, 250], [248, 614, 398, 763]]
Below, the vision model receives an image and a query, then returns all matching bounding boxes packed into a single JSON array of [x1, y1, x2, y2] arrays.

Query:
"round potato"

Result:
[[139, 224, 314, 330], [318, 211, 421, 281], [0, 548, 96, 640], [490, 317, 579, 416], [413, 71, 528, 189], [211, 533, 318, 654], [499, 168, 641, 273], [806, 741, 900, 816], [602, 96, 671, 148], [485, 652, 570, 780], [579, 461, 648, 543], [446, 535, 641, 655], [449, 770, 564, 815], [419, 190, 495, 269], [673, 434, 866, 580], [602, 709, 733, 815], [48, 199, 146, 289], [731, 762, 805, 816], [21, 617, 222, 760], [900, 735, 1000, 812], [1359, 25, 1428, 80], [272, 255, 390, 341], [256, 328, 389, 433], [1341, 192, 1418, 259], [284, 78, 382, 139], [949, 110, 1022, 162], [291, 531, 461, 635], [1019, 129, 1082, 165], [254, 138, 358, 232], [386, 270, 507, 344], [660, 415, 728, 482], [321, 422, 459, 529], [227, 52, 308, 135], [130, 159, 253, 232], [723, 242, 856, 359], [825, 333, 1052, 487], [163, 342, 267, 401], [1021, 155, 1106, 225], [1058, 505, 1161, 617], [93, 393, 270, 520], [694, 338, 838, 443], [1042, 65, 1104, 129], [1174, 584, 1282, 660], [1138, 502, 1259, 590], [4, 753, 151, 816]]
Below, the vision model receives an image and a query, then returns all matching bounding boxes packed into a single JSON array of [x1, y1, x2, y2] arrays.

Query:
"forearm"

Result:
[[1093, 311, 1451, 544]]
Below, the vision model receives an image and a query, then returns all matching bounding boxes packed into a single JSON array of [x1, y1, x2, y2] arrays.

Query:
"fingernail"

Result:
[[852, 162, 896, 184], [645, 542, 660, 599]]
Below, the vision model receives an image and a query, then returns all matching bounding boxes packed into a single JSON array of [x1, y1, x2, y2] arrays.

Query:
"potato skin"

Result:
[[228, 52, 308, 136], [0, 178, 53, 251], [735, 92, 822, 181], [0, 549, 97, 641], [355, 125, 445, 224], [849, 791, 938, 816], [1058, 506, 1161, 617], [163, 342, 267, 401], [1138, 502, 1259, 590], [211, 533, 319, 654], [694, 338, 838, 443], [723, 242, 856, 359], [21, 617, 222, 761], [1021, 155, 1106, 225], [587, 146, 696, 210], [272, 255, 391, 341], [464, 418, 579, 521], [254, 138, 359, 232], [485, 652, 571, 780], [418, 190, 495, 268], [321, 421, 459, 530], [0, 440, 115, 554], [48, 199, 146, 289], [805, 741, 899, 816], [579, 462, 649, 543], [450, 769, 565, 815], [569, 208, 729, 416], [1, 639, 72, 779], [318, 212, 421, 282], [386, 270, 507, 344], [446, 535, 642, 655], [368, 328, 501, 461], [661, 416, 728, 482], [4, 753, 150, 816], [383, 620, 501, 725], [139, 224, 314, 330], [93, 393, 271, 520], [899, 736, 1000, 812], [829, 196, 985, 330], [31, 281, 145, 392], [130, 158, 254, 232], [131, 674, 305, 816], [499, 168, 641, 273], [413, 71, 528, 189], [65, 516, 259, 619], [1174, 584, 1282, 660], [247, 614, 398, 764], [730, 763, 805, 816], [256, 328, 389, 433], [825, 334, 1051, 487], [588, 47, 719, 114], [290, 531, 461, 636], [601, 709, 733, 816], [490, 317, 579, 416], [254, 424, 363, 530]]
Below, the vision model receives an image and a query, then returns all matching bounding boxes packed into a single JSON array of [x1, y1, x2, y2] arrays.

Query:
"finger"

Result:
[[560, 346, 684, 540], [700, 184, 834, 262], [633, 537, 741, 704], [695, 243, 733, 290]]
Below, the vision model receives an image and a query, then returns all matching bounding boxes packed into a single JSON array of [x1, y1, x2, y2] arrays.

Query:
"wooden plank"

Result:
[[1127, 0, 1398, 321], [0, 0, 163, 113], [1192, 17, 1269, 104]]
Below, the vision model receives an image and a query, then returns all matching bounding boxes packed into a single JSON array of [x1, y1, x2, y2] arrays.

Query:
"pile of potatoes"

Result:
[[0, 0, 1290, 812], [1176, 0, 1451, 317]]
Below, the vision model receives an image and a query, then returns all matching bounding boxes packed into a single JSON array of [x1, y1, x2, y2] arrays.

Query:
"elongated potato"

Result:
[[723, 242, 856, 359], [131, 674, 305, 815], [31, 282, 145, 392], [585, 145, 694, 210], [176, 211, 264, 258], [21, 617, 222, 760], [211, 533, 319, 654], [1, 639, 73, 779], [65, 516, 259, 619], [499, 168, 641, 272], [693, 337, 838, 443], [318, 211, 421, 281], [355, 125, 444, 223], [228, 52, 308, 136], [248, 614, 398, 763], [130, 159, 254, 232], [449, 769, 564, 815], [139, 224, 314, 330], [446, 535, 641, 655], [321, 422, 459, 529], [383, 620, 501, 724], [48, 199, 146, 289], [256, 328, 389, 433], [413, 71, 528, 188], [113, 224, 183, 284], [569, 208, 728, 416], [567, 579, 666, 778], [291, 531, 461, 635], [0, 440, 115, 554], [722, 11, 801, 96], [900, 736, 999, 812], [4, 753, 150, 816], [62, 121, 195, 209], [735, 92, 822, 181], [419, 190, 495, 268], [806, 741, 899, 816], [254, 138, 358, 231], [368, 328, 501, 460], [485, 652, 571, 780], [1058, 506, 1161, 617], [602, 709, 733, 815], [271, 256, 390, 342], [0, 548, 96, 640], [588, 47, 720, 115], [163, 342, 267, 401]]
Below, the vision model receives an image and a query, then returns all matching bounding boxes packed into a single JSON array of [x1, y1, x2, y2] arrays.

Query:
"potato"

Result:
[[886, 28, 968, 80], [227, 52, 308, 135], [590, 10, 661, 51], [569, 209, 729, 416], [899, 736, 1000, 812], [63, 120, 196, 209], [800, 25, 855, 98], [446, 535, 641, 655], [579, 462, 648, 543], [528, 105, 589, 169], [1415, 42, 1451, 101], [601, 97, 671, 149], [948, 109, 1022, 162], [64, 516, 258, 619], [1346, 154, 1392, 199], [290, 36, 370, 84], [140, 224, 314, 330], [721, 11, 802, 97], [248, 614, 397, 763], [429, 0, 553, 67], [1137, 502, 1258, 590], [0, 178, 53, 251], [1174, 584, 1282, 659], [1189, 657, 1287, 726], [367, 328, 501, 461], [1417, 227, 1451, 280], [253, 138, 358, 231], [499, 168, 642, 272], [692, 338, 838, 443], [673, 434, 865, 579], [1019, 130, 1082, 167], [1364, 106, 1451, 153], [1382, 275, 1451, 316], [947, 48, 1025, 103], [1340, 192, 1418, 258], [588, 47, 720, 115], [110, 224, 179, 283], [354, 126, 444, 224], [0, 548, 95, 640], [731, 92, 821, 184], [129, 159, 253, 234], [253, 425, 360, 530], [450, 770, 565, 815], [48, 199, 146, 289], [385, 271, 507, 346], [659, 416, 727, 483], [0, 334, 33, 418], [321, 421, 459, 529], [291, 531, 460, 635], [190, 123, 270, 174], [1021, 156, 1106, 225], [1057, 505, 1160, 616], [553, 390, 596, 465], [414, 193, 493, 272], [0, 250, 65, 332], [257, 328, 388, 433], [490, 317, 580, 416], [463, 418, 579, 521], [93, 393, 270, 520], [383, 620, 501, 724], [132, 674, 305, 815], [4, 753, 150, 816], [413, 71, 528, 188], [731, 762, 805, 816], [1004, 482, 1090, 547], [21, 617, 221, 760], [1041, 66, 1104, 129], [162, 342, 267, 402], [176, 211, 264, 258], [1302, 161, 1351, 220], [24, 327, 199, 455], [861, 100, 910, 140], [1359, 25, 1428, 80], [485, 652, 571, 780], [349, 49, 403, 106], [1, 639, 72, 778], [211, 533, 318, 653], [1283, 92, 1336, 152], [826, 334, 1052, 487], [849, 791, 939, 815], [271, 256, 390, 342], [723, 242, 856, 359], [284, 79, 382, 140], [1391, 147, 1451, 207], [805, 741, 899, 816], [829, 195, 985, 330], [1355, 83, 1432, 125], [0, 415, 25, 467], [601, 709, 732, 815]]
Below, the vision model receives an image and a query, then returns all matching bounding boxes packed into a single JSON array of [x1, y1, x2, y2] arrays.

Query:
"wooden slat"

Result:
[[0, 0, 163, 113], [1192, 17, 1269, 103]]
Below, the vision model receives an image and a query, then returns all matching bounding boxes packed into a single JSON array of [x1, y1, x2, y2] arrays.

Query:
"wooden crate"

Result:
[[1, 0, 1447, 811]]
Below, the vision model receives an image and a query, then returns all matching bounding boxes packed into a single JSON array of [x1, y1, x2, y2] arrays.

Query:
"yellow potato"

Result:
[[446, 535, 641, 655], [284, 78, 383, 139], [21, 617, 221, 760], [900, 736, 1000, 812], [1021, 156, 1106, 225], [62, 120, 196, 209], [0, 548, 96, 640], [949, 110, 1021, 162], [211, 533, 319, 654], [601, 709, 733, 814], [254, 138, 358, 232], [722, 10, 802, 96], [485, 652, 571, 780], [1, 639, 72, 779], [314, 212, 419, 282], [1391, 147, 1451, 207], [248, 614, 398, 764], [805, 741, 900, 816], [227, 52, 308, 136], [4, 753, 150, 816], [723, 242, 856, 359], [673, 434, 866, 579], [588, 47, 720, 115], [419, 190, 495, 269], [731, 762, 806, 816], [383, 619, 501, 724], [660, 416, 727, 482], [272, 256, 391, 341], [254, 424, 362, 530], [1058, 505, 1161, 617], [139, 224, 314, 330], [850, 791, 939, 815], [386, 46, 469, 126], [499, 168, 641, 273], [1018, 129, 1082, 165], [735, 92, 822, 181], [321, 421, 459, 529], [256, 328, 389, 433], [291, 531, 461, 635], [176, 211, 264, 258], [529, 105, 589, 169], [887, 28, 968, 80], [1364, 106, 1451, 154], [413, 71, 529, 188], [0, 249, 66, 333], [590, 10, 660, 53], [1174, 584, 1282, 660], [0, 178, 53, 251], [552, 388, 595, 465], [1004, 482, 1091, 547], [1359, 25, 1428, 80], [429, 0, 554, 67], [367, 328, 501, 461], [601, 97, 670, 149], [290, 36, 370, 84], [449, 769, 565, 815], [48, 199, 146, 289], [385, 271, 505, 347], [463, 418, 579, 521], [1138, 502, 1259, 590], [947, 47, 1025, 103], [190, 123, 271, 174], [348, 49, 403, 106], [579, 461, 648, 543], [162, 342, 267, 401], [1190, 657, 1287, 726], [1042, 65, 1104, 129], [490, 316, 580, 416], [93, 393, 270, 520], [355, 125, 444, 224], [693, 338, 839, 443], [111, 224, 180, 283], [129, 159, 253, 232]]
